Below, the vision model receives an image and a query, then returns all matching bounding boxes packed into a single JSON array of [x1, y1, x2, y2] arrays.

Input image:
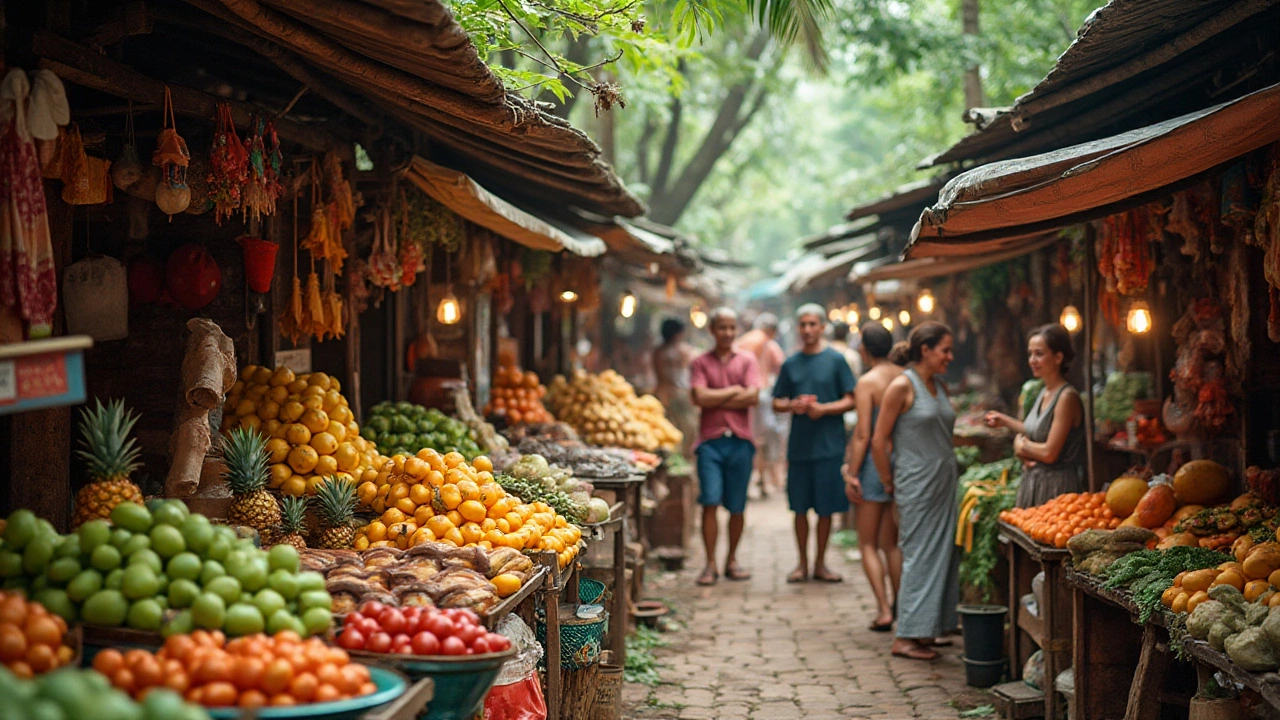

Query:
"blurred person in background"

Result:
[[736, 313, 788, 497], [654, 318, 698, 458]]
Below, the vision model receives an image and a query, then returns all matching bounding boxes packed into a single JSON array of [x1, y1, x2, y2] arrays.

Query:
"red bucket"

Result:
[[239, 236, 279, 294]]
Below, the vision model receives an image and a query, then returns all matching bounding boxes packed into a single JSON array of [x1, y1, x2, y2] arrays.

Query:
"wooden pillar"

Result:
[[1083, 224, 1098, 492]]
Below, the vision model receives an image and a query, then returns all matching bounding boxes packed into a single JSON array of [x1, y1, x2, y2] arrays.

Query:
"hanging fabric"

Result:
[[0, 69, 58, 337]]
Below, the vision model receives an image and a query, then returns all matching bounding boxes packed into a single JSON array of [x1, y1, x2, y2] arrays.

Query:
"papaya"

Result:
[[1105, 477, 1150, 519], [1173, 460, 1231, 505], [1133, 484, 1177, 529]]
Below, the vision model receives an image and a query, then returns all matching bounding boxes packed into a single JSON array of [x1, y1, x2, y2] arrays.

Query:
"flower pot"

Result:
[[239, 236, 279, 294], [1189, 697, 1240, 720], [958, 604, 1007, 662], [962, 657, 1005, 688]]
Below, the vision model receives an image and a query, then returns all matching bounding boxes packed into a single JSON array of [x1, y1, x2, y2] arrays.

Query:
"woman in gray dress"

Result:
[[871, 322, 959, 661], [984, 324, 1087, 508]]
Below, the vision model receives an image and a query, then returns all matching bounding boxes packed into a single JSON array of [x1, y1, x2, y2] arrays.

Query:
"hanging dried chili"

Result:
[[1113, 210, 1152, 296]]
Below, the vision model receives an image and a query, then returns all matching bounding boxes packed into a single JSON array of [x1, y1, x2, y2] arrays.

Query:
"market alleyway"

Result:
[[622, 491, 983, 720]]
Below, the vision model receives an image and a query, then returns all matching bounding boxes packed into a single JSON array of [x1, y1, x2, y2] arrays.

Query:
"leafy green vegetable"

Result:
[[954, 446, 981, 473], [957, 457, 1022, 601], [1102, 547, 1230, 622], [1094, 372, 1152, 426], [496, 474, 587, 526]]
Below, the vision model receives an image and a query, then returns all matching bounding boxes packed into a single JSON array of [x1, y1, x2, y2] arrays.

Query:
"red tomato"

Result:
[[456, 624, 484, 645], [403, 608, 422, 625], [392, 634, 411, 648], [355, 618, 380, 637], [487, 634, 511, 652], [445, 609, 480, 627], [423, 615, 455, 640], [378, 610, 408, 635], [336, 628, 366, 650], [366, 633, 392, 654], [411, 632, 440, 656], [471, 637, 492, 655], [360, 601, 386, 617], [393, 641, 412, 656], [440, 637, 467, 656]]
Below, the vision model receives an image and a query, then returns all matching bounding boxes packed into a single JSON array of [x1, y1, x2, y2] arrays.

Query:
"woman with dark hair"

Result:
[[654, 318, 697, 457], [842, 323, 904, 631], [871, 321, 959, 661], [984, 323, 1087, 507]]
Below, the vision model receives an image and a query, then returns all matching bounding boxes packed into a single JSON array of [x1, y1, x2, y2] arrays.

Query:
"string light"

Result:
[[436, 251, 461, 325], [916, 289, 936, 314], [619, 290, 637, 318], [828, 308, 842, 322], [899, 309, 911, 326], [869, 307, 882, 321], [1126, 301, 1153, 334], [881, 317, 894, 331], [559, 290, 579, 303], [1060, 305, 1082, 334], [845, 305, 860, 326], [690, 305, 708, 329]]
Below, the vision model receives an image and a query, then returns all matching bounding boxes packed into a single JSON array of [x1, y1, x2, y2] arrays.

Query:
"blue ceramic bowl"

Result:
[[206, 665, 408, 720], [350, 647, 516, 720]]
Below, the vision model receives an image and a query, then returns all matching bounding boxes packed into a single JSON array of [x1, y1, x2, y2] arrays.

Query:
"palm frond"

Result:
[[750, 0, 831, 70]]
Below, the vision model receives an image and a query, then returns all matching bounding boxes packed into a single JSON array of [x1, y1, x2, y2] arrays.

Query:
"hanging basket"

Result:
[[63, 257, 128, 341], [238, 236, 279, 293]]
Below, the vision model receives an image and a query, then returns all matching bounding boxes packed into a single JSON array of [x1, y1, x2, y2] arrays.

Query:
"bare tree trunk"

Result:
[[635, 114, 658, 185], [962, 0, 985, 109], [651, 94, 683, 196]]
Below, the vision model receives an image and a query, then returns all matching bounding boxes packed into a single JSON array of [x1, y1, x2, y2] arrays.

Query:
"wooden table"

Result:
[[583, 475, 646, 664], [538, 554, 580, 720], [998, 523, 1073, 720]]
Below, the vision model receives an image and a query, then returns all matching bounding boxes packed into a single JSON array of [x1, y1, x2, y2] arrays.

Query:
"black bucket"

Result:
[[958, 604, 1007, 662], [962, 657, 1006, 688]]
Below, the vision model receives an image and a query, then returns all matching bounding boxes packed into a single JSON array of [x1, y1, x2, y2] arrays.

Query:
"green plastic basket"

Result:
[[537, 613, 607, 669], [579, 578, 607, 605]]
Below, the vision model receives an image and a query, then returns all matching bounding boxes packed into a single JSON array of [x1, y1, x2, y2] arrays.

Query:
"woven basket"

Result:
[[593, 663, 623, 720], [579, 578, 608, 605], [537, 612, 607, 669]]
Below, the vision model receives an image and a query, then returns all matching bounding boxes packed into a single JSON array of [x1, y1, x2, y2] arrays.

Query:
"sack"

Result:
[[60, 125, 113, 205], [483, 615, 546, 720], [63, 256, 128, 341]]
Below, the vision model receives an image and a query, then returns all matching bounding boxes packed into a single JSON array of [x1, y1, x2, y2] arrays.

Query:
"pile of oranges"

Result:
[[0, 592, 75, 678], [93, 630, 375, 708], [484, 365, 553, 425], [999, 492, 1121, 548]]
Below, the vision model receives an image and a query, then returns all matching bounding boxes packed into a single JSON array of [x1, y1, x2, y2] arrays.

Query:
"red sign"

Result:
[[13, 354, 68, 401]]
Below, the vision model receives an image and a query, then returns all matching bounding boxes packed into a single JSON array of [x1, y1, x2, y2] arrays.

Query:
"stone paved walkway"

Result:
[[623, 492, 986, 719]]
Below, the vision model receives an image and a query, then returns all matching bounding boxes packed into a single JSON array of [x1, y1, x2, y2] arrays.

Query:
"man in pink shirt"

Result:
[[690, 307, 762, 586]]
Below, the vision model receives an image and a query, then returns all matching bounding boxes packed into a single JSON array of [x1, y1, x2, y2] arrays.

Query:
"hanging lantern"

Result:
[[436, 289, 461, 325], [828, 307, 842, 322], [619, 290, 637, 318], [898, 309, 911, 326], [845, 305, 860, 326], [917, 288, 936, 314], [690, 305, 708, 329], [869, 306, 882, 321], [559, 290, 579, 303], [881, 317, 894, 331], [1060, 305, 1082, 334], [1126, 301, 1153, 334]]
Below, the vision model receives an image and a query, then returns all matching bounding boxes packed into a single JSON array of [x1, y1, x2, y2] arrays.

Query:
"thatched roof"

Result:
[[27, 0, 643, 218], [922, 0, 1280, 169]]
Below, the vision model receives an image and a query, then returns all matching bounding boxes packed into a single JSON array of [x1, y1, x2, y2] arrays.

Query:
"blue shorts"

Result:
[[696, 437, 755, 514], [788, 458, 850, 516]]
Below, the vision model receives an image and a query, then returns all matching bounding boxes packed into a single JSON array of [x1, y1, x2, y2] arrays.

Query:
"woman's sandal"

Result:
[[725, 563, 752, 581], [813, 568, 843, 583], [891, 644, 939, 661], [786, 568, 809, 583], [696, 568, 719, 586], [869, 619, 894, 633]]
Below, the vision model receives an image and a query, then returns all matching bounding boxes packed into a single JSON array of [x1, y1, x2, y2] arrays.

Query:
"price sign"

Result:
[[0, 360, 15, 403]]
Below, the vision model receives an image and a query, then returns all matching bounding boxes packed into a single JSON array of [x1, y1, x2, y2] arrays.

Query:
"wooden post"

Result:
[[611, 509, 627, 661], [1124, 626, 1170, 720], [1083, 224, 1098, 492]]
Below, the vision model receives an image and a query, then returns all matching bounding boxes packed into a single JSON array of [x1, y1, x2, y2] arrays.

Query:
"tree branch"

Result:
[[550, 32, 594, 119]]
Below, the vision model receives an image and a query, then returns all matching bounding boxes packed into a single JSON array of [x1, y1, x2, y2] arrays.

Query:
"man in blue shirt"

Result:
[[773, 304, 856, 583]]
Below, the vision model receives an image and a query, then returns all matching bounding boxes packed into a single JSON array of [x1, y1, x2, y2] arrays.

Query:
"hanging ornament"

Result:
[[152, 87, 190, 217], [207, 102, 248, 224], [242, 116, 283, 223], [278, 189, 305, 344]]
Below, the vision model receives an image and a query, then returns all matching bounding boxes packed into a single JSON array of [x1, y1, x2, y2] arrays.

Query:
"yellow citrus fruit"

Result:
[[496, 519, 511, 533], [439, 485, 462, 510], [288, 445, 320, 474], [279, 401, 305, 423], [269, 462, 293, 488], [267, 385, 289, 404], [414, 505, 434, 525], [505, 512, 523, 531], [443, 452, 465, 469], [357, 481, 377, 506], [284, 423, 312, 446], [334, 444, 359, 473], [459, 500, 487, 524], [442, 527, 465, 547], [410, 528, 433, 547], [257, 401, 281, 421], [240, 366, 259, 383], [390, 483, 411, 502], [460, 522, 484, 544], [395, 497, 417, 515], [426, 470, 445, 488], [284, 379, 306, 395], [325, 421, 347, 443], [472, 456, 494, 473], [445, 510, 463, 527], [308, 372, 332, 391], [382, 508, 407, 525], [301, 395, 324, 412], [305, 475, 325, 495], [315, 454, 339, 476], [282, 476, 307, 497], [426, 515, 454, 538], [404, 458, 428, 480], [456, 480, 480, 503], [410, 484, 432, 506], [346, 421, 360, 439], [262, 419, 282, 437], [234, 398, 257, 417], [492, 574, 522, 598], [250, 367, 272, 385], [239, 415, 263, 433], [301, 409, 330, 434], [323, 390, 343, 413], [270, 366, 295, 387], [331, 406, 353, 424], [479, 484, 503, 508], [366, 521, 388, 542], [361, 467, 379, 484], [310, 431, 338, 456], [264, 438, 290, 464]]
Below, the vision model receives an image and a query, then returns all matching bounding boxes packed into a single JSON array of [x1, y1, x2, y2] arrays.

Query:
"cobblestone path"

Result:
[[623, 492, 986, 719]]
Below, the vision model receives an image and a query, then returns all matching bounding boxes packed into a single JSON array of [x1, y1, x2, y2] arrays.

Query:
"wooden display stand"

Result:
[[999, 523, 1074, 720]]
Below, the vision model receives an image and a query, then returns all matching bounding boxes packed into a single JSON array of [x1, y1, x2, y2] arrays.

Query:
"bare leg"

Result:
[[856, 501, 893, 626], [725, 513, 750, 579], [753, 450, 768, 497], [698, 505, 719, 585], [881, 505, 903, 602], [813, 515, 842, 582], [789, 513, 809, 582]]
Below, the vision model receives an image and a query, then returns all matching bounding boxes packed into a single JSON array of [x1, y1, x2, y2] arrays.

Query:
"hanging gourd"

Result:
[[153, 87, 190, 217], [208, 102, 249, 225], [242, 116, 282, 223]]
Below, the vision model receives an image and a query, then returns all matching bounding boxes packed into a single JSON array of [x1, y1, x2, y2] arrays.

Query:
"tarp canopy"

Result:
[[790, 237, 881, 292], [405, 156, 606, 256], [907, 81, 1280, 258], [853, 233, 1061, 283]]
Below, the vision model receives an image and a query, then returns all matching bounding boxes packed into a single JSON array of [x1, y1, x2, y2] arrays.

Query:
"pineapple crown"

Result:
[[222, 427, 271, 494], [315, 476, 356, 525], [76, 399, 142, 480], [279, 495, 308, 534]]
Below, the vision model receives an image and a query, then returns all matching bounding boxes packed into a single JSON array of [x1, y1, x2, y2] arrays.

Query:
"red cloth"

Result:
[[689, 349, 761, 445]]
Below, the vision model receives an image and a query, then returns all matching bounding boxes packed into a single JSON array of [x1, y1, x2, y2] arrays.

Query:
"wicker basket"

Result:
[[579, 578, 608, 605], [592, 663, 623, 720]]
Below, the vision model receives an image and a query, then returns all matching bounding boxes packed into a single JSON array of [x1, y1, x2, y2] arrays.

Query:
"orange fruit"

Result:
[[459, 500, 487, 524], [239, 690, 269, 708], [290, 672, 319, 703], [204, 681, 239, 707], [301, 409, 331, 435], [310, 432, 338, 456], [288, 445, 320, 474]]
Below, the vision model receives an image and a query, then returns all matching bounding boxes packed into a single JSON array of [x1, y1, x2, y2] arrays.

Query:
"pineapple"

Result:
[[314, 476, 357, 549], [72, 399, 145, 528], [224, 427, 281, 540], [275, 495, 309, 550]]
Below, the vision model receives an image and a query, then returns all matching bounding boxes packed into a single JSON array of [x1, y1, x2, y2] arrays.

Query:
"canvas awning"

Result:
[[852, 234, 1061, 283], [404, 157, 606, 256], [790, 238, 881, 292], [907, 81, 1280, 258]]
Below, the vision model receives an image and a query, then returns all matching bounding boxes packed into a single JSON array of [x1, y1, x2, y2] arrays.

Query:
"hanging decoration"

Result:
[[58, 123, 112, 206], [1168, 298, 1232, 437], [1059, 305, 1082, 334], [323, 265, 344, 340], [207, 103, 249, 224], [153, 87, 191, 217], [367, 203, 401, 290], [111, 102, 142, 191], [301, 157, 349, 275], [436, 249, 461, 325], [278, 190, 305, 344], [165, 244, 221, 310], [242, 116, 283, 223]]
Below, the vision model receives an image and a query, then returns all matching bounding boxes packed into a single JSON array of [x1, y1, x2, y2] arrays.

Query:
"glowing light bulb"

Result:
[[436, 290, 461, 325], [845, 307, 860, 326], [690, 306, 708, 329], [1060, 305, 1082, 334], [619, 291, 637, 318], [916, 289, 935, 314], [1126, 301, 1153, 334], [828, 308, 842, 322], [869, 307, 882, 321], [881, 317, 894, 331], [559, 290, 579, 303], [899, 309, 911, 326]]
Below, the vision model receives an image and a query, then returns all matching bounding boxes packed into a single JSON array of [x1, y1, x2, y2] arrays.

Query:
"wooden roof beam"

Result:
[[31, 30, 345, 152], [82, 1, 152, 50]]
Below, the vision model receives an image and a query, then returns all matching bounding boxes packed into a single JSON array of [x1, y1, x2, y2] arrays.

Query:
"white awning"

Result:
[[404, 157, 606, 256]]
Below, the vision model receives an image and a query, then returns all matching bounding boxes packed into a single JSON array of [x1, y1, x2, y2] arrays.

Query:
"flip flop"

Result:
[[813, 569, 843, 583], [869, 620, 894, 633], [922, 638, 954, 647], [786, 569, 809, 584], [891, 646, 939, 661], [696, 569, 718, 586], [725, 564, 752, 581]]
